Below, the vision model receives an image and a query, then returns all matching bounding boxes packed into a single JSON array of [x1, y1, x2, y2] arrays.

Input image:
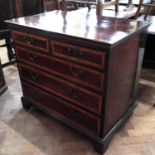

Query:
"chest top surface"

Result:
[[6, 10, 149, 45]]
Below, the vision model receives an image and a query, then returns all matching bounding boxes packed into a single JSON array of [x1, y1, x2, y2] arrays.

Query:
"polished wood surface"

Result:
[[7, 11, 149, 46], [6, 11, 149, 154]]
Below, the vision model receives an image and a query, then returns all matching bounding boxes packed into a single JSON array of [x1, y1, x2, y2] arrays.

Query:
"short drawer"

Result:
[[22, 82, 101, 136], [16, 46, 104, 91], [52, 41, 106, 68], [12, 31, 49, 53], [19, 64, 102, 115]]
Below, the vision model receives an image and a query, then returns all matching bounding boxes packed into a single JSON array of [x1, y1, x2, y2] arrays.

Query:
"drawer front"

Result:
[[52, 41, 106, 68], [19, 64, 102, 114], [16, 47, 104, 91], [12, 31, 49, 53], [22, 82, 101, 136]]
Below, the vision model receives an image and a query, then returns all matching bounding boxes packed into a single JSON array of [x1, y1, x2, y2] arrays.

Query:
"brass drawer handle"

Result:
[[48, 60, 55, 66], [70, 110, 83, 121], [25, 35, 33, 44], [31, 73, 39, 80], [26, 53, 37, 61], [70, 89, 82, 99], [68, 48, 83, 57], [69, 67, 85, 78], [32, 93, 44, 102]]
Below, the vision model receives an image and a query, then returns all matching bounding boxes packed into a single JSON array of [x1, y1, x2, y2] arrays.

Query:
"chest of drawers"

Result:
[[6, 11, 149, 154], [0, 59, 7, 95]]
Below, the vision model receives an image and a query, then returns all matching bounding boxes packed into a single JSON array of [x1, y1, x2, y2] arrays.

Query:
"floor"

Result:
[[0, 42, 155, 155]]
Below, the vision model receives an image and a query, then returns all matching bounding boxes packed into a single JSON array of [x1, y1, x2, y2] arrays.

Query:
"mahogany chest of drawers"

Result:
[[0, 59, 7, 95], [6, 11, 149, 154]]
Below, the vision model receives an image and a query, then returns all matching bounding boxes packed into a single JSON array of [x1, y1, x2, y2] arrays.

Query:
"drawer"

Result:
[[19, 64, 102, 115], [22, 82, 101, 136], [16, 46, 104, 91], [52, 41, 106, 68], [12, 31, 49, 53]]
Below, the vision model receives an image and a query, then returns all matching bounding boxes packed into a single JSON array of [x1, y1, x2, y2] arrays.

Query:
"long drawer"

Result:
[[16, 46, 104, 91], [22, 82, 101, 136], [19, 64, 103, 115], [52, 41, 106, 69], [12, 31, 49, 53]]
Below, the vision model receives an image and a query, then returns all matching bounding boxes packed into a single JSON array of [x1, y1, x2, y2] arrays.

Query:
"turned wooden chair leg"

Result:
[[115, 0, 119, 13], [134, 0, 144, 19], [57, 0, 61, 10], [144, 0, 154, 19], [60, 0, 67, 11]]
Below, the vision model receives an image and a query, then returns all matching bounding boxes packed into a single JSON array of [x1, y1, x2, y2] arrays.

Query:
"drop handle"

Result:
[[69, 67, 85, 78], [31, 73, 39, 80], [25, 35, 33, 44], [67, 48, 83, 57], [32, 94, 44, 102], [70, 89, 82, 99], [70, 110, 83, 121], [48, 60, 55, 66], [27, 53, 37, 61]]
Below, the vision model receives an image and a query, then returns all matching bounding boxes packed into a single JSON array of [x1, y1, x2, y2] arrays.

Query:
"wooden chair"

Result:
[[60, 0, 119, 14], [14, 0, 44, 17], [0, 0, 45, 67], [43, 0, 61, 11], [0, 0, 16, 68], [135, 0, 155, 68], [135, 0, 155, 19]]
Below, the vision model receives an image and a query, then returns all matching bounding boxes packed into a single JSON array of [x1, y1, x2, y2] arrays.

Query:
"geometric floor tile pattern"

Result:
[[0, 45, 155, 155]]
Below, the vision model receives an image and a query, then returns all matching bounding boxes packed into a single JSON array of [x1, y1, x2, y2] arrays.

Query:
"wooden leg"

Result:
[[94, 142, 108, 154], [115, 0, 119, 13], [144, 6, 152, 19], [88, 4, 91, 11], [5, 37, 15, 61], [60, 0, 67, 11], [134, 0, 144, 19], [21, 97, 33, 110], [57, 0, 61, 10]]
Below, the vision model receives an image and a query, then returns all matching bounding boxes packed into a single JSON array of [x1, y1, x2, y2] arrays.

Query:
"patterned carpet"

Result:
[[0, 43, 155, 155]]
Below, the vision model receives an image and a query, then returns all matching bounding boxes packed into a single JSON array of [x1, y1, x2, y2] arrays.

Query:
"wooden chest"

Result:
[[6, 11, 149, 154]]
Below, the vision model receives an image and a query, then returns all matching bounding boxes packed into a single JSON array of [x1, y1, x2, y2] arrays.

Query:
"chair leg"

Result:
[[115, 0, 119, 13], [5, 37, 15, 61], [144, 6, 152, 19], [134, 0, 144, 19]]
